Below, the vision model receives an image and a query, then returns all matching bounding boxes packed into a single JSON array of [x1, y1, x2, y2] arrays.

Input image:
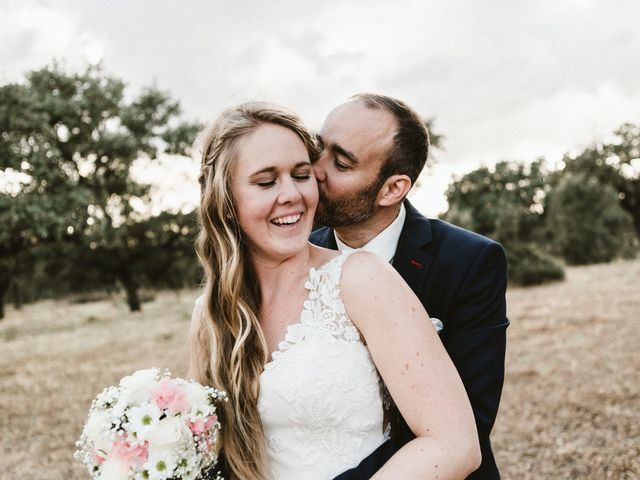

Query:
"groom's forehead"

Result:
[[322, 101, 396, 147]]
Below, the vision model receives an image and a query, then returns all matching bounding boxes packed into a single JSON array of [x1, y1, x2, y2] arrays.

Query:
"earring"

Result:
[[226, 213, 232, 219]]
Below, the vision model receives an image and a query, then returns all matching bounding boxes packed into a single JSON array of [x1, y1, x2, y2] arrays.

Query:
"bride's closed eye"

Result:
[[252, 173, 277, 187], [255, 171, 312, 188], [256, 179, 276, 188], [291, 164, 313, 182], [292, 172, 312, 181]]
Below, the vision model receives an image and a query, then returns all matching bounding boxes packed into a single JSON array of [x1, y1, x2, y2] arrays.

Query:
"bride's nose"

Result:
[[277, 177, 302, 204]]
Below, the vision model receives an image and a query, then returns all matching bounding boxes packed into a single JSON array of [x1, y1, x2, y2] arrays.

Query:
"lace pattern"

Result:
[[269, 252, 361, 366], [258, 251, 386, 479]]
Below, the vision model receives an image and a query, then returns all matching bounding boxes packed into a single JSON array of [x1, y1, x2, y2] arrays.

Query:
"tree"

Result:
[[424, 118, 444, 152], [547, 173, 636, 265], [443, 159, 550, 242], [134, 211, 201, 290], [0, 79, 90, 318], [412, 118, 445, 190], [442, 159, 565, 285], [560, 123, 640, 237], [502, 242, 564, 286], [0, 64, 196, 313], [607, 123, 640, 235]]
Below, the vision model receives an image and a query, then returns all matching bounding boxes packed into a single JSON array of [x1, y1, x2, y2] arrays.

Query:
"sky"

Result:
[[2, 0, 639, 215]]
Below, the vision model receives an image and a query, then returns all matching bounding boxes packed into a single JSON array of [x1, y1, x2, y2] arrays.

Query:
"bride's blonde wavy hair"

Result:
[[191, 102, 319, 480]]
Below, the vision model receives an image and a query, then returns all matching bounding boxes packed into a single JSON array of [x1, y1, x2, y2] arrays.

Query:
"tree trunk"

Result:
[[118, 270, 141, 312], [11, 281, 22, 310], [0, 276, 9, 320]]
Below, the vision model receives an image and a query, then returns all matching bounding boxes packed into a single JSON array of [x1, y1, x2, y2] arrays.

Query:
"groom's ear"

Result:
[[377, 174, 412, 207]]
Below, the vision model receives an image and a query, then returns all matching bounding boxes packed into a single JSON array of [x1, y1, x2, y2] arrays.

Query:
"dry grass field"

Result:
[[1, 259, 639, 479]]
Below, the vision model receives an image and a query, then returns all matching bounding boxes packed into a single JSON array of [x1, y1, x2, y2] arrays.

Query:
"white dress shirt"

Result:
[[334, 203, 406, 263]]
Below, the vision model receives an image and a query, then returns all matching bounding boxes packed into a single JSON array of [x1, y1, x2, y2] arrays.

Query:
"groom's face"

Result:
[[313, 101, 396, 227]]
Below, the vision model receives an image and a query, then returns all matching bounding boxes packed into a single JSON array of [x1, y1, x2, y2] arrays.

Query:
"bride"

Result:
[[189, 102, 480, 480]]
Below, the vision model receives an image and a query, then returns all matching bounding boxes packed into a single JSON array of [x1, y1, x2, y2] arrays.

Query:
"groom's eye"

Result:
[[334, 159, 349, 171]]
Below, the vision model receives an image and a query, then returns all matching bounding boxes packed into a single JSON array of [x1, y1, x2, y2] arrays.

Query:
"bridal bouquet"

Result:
[[75, 368, 226, 480]]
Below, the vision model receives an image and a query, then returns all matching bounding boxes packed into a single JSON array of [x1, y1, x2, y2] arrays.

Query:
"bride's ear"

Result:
[[377, 174, 412, 207]]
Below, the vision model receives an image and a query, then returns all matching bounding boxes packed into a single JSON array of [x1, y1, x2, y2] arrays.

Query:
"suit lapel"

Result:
[[392, 201, 433, 295], [310, 226, 338, 250]]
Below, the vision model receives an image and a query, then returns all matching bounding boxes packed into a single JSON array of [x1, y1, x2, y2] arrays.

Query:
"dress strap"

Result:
[[309, 250, 354, 290]]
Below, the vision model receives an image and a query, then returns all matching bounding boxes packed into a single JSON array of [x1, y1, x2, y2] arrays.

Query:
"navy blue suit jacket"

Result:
[[309, 200, 509, 480]]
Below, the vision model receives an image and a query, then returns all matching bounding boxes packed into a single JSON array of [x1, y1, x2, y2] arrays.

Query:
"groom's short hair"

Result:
[[352, 93, 430, 187]]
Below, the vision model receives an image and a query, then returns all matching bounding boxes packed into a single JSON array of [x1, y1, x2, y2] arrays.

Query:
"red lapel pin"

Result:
[[410, 259, 423, 269]]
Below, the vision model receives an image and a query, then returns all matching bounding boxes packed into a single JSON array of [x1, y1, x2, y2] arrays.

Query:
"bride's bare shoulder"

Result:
[[342, 251, 394, 282], [340, 251, 411, 311], [309, 244, 342, 267]]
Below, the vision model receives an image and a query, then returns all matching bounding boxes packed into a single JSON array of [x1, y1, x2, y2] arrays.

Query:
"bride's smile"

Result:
[[270, 212, 303, 226]]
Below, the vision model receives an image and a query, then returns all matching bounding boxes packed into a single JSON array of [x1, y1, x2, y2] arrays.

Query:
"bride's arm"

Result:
[[341, 252, 481, 480]]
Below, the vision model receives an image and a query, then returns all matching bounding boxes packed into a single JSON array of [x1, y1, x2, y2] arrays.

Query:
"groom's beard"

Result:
[[315, 180, 383, 228]]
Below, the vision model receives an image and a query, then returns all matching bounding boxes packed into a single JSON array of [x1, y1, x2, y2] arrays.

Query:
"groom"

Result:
[[310, 94, 508, 479]]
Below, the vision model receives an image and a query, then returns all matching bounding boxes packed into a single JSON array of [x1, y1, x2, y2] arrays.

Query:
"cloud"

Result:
[[450, 82, 640, 166], [0, 2, 105, 82], [2, 0, 639, 214]]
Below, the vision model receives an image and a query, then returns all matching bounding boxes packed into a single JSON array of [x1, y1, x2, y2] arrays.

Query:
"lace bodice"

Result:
[[258, 251, 385, 479]]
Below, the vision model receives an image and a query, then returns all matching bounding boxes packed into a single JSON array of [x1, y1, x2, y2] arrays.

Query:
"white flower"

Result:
[[83, 410, 107, 442], [119, 368, 160, 404], [146, 444, 178, 480], [83, 410, 113, 454], [184, 382, 211, 417], [128, 402, 162, 442], [148, 415, 187, 446], [97, 456, 130, 480]]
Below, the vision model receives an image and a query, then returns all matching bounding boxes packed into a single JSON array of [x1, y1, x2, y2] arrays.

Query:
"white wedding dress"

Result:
[[258, 251, 386, 479]]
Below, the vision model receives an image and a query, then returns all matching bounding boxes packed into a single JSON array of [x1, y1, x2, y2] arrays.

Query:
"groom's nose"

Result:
[[312, 154, 326, 183]]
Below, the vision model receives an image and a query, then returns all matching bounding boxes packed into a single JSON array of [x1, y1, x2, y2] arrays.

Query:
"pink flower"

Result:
[[188, 415, 218, 436], [150, 377, 189, 414], [187, 419, 206, 435], [205, 415, 218, 430], [93, 453, 106, 465], [112, 436, 148, 468]]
